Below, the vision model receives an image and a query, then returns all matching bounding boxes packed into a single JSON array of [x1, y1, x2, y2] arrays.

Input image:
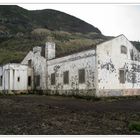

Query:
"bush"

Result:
[[128, 121, 140, 132]]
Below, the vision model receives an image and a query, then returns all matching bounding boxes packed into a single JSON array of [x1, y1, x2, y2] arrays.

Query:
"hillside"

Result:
[[0, 5, 133, 64]]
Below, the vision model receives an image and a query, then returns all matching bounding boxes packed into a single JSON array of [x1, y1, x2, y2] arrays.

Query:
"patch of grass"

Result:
[[128, 121, 140, 132]]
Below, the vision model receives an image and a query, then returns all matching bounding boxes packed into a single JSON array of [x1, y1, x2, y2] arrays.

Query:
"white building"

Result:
[[0, 63, 33, 93], [1, 34, 140, 97]]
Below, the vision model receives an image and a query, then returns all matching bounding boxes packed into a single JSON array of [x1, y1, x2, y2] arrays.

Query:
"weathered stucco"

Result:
[[96, 35, 140, 97], [1, 35, 140, 97], [21, 49, 47, 90], [0, 64, 32, 93], [47, 49, 96, 96]]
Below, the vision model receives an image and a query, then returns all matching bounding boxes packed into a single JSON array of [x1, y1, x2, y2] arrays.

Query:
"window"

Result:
[[79, 69, 85, 84], [28, 60, 32, 67], [28, 76, 31, 86], [63, 71, 69, 84], [17, 77, 20, 82], [51, 73, 55, 85], [0, 76, 2, 86], [41, 46, 45, 57], [119, 69, 125, 83], [35, 75, 40, 86], [121, 45, 127, 54], [130, 49, 133, 60]]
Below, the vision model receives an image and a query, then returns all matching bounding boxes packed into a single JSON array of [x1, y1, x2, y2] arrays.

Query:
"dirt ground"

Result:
[[0, 95, 140, 135]]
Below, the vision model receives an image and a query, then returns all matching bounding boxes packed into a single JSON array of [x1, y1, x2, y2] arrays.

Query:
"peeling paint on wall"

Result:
[[97, 34, 140, 96], [47, 49, 96, 91]]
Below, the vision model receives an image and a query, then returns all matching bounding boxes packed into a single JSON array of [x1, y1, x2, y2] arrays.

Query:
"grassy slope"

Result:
[[0, 5, 108, 64], [0, 5, 139, 65]]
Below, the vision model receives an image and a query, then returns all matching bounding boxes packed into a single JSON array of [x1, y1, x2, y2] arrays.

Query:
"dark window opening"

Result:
[[17, 77, 20, 82], [130, 49, 134, 60], [28, 76, 31, 86], [0, 76, 2, 86], [41, 46, 45, 57], [121, 45, 127, 54], [79, 69, 85, 84], [63, 71, 69, 84], [28, 60, 32, 67], [119, 69, 125, 83], [51, 73, 55, 85], [35, 75, 40, 87]]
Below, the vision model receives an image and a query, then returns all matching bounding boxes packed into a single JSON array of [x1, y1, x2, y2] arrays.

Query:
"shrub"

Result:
[[128, 121, 140, 132]]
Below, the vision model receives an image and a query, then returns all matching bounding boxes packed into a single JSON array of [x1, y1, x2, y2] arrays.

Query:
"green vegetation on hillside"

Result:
[[0, 5, 139, 65], [0, 5, 110, 64], [0, 28, 111, 64]]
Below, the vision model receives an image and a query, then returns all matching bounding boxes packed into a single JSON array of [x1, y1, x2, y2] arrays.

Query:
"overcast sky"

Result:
[[18, 4, 140, 41]]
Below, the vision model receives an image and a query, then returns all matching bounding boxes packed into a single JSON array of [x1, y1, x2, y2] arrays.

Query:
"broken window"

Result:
[[28, 76, 31, 86], [121, 45, 127, 54], [63, 71, 69, 84], [17, 77, 20, 82], [119, 69, 125, 84], [79, 69, 85, 84], [0, 76, 2, 86], [35, 75, 40, 86], [51, 73, 55, 85]]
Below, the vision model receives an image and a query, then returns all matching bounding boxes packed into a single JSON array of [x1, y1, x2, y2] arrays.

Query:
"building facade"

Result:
[[0, 64, 32, 93], [0, 34, 140, 97]]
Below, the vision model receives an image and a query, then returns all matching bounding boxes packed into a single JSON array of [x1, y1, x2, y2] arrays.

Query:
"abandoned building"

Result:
[[0, 64, 33, 93], [0, 34, 140, 97]]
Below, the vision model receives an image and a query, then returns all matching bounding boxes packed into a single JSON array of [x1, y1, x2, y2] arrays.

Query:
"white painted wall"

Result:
[[0, 38, 139, 96], [21, 49, 47, 90], [96, 35, 140, 92], [47, 49, 96, 91], [0, 64, 31, 92]]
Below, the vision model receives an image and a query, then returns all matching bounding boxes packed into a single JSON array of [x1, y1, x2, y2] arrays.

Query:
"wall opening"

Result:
[[41, 46, 45, 57], [130, 49, 134, 60], [79, 69, 85, 84], [35, 75, 40, 87], [0, 76, 2, 86], [28, 76, 31, 87], [28, 60, 32, 67], [51, 73, 55, 85], [119, 69, 125, 83], [121, 45, 127, 54], [63, 71, 69, 84], [17, 77, 20, 82]]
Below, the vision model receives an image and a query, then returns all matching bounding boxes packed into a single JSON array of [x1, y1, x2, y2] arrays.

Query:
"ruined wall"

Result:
[[21, 50, 47, 90], [47, 49, 96, 96], [96, 35, 140, 97]]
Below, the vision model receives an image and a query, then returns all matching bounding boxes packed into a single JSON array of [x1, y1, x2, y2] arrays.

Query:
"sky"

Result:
[[18, 4, 140, 41]]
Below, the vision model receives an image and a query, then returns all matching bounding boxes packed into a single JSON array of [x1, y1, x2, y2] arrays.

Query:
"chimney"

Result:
[[45, 42, 55, 60], [33, 46, 42, 56]]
